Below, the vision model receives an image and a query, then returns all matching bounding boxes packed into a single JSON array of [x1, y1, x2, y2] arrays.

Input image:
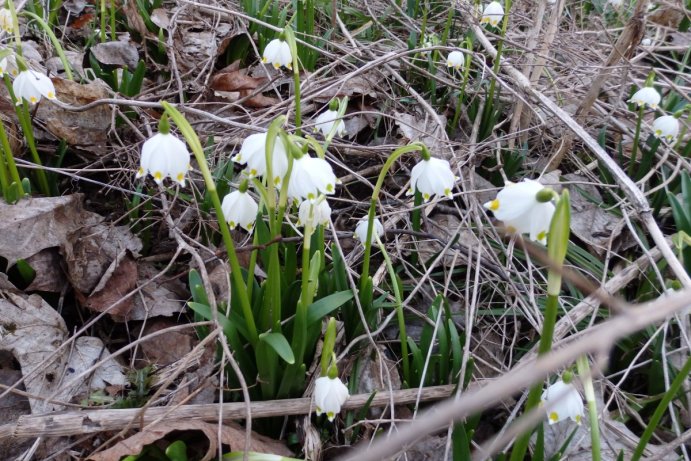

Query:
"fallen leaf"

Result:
[[63, 222, 142, 294], [149, 8, 170, 29], [91, 41, 140, 70], [45, 50, 85, 78], [394, 111, 448, 157], [25, 248, 67, 292], [65, 336, 127, 399], [62, 0, 87, 14], [88, 421, 293, 461], [563, 174, 634, 255], [0, 292, 69, 413], [127, 262, 187, 321], [36, 78, 112, 146], [0, 195, 99, 267], [0, 351, 33, 458], [136, 319, 194, 367], [210, 68, 268, 92], [85, 251, 138, 319]]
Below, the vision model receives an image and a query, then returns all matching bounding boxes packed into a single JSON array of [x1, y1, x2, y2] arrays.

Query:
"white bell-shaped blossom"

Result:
[[483, 179, 555, 244], [652, 115, 679, 143], [354, 217, 384, 246], [136, 132, 191, 186], [641, 38, 652, 46], [0, 8, 13, 33], [232, 132, 289, 185], [221, 190, 258, 232], [0, 51, 18, 77], [262, 38, 292, 70], [287, 155, 337, 202], [13, 69, 57, 105], [408, 157, 457, 201], [481, 2, 504, 27], [447, 50, 465, 70], [298, 197, 332, 228], [313, 376, 349, 422], [629, 87, 661, 109], [541, 380, 584, 425], [314, 109, 346, 138]]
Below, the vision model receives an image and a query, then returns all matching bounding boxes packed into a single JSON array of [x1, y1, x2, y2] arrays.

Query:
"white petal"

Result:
[[298, 198, 331, 227], [542, 380, 584, 425], [490, 179, 544, 221], [629, 87, 661, 109], [222, 190, 258, 231], [652, 115, 679, 142], [314, 109, 345, 137], [354, 217, 384, 246], [482, 1, 504, 26], [447, 50, 464, 69], [528, 202, 555, 244]]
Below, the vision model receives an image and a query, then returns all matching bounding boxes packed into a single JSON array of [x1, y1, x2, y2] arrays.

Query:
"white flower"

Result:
[[313, 376, 349, 422], [607, 0, 623, 8], [652, 115, 679, 143], [136, 132, 191, 186], [354, 217, 384, 246], [232, 132, 289, 185], [314, 109, 346, 138], [0, 8, 13, 33], [629, 87, 661, 109], [447, 50, 465, 70], [262, 38, 292, 70], [481, 1, 504, 27], [298, 197, 332, 228], [0, 51, 17, 77], [221, 190, 258, 232], [641, 38, 652, 46], [13, 70, 57, 105], [541, 380, 584, 425], [483, 179, 555, 244], [287, 155, 337, 202], [408, 157, 456, 201]]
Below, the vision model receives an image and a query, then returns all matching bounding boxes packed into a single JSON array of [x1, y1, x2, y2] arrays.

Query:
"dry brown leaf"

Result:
[[0, 351, 33, 458], [128, 262, 187, 320], [210, 69, 268, 92], [25, 248, 67, 292], [91, 41, 140, 70], [36, 78, 112, 146], [0, 292, 68, 413], [63, 222, 142, 294], [85, 251, 138, 319], [563, 174, 634, 255], [88, 421, 293, 461], [137, 319, 194, 367], [0, 195, 99, 267], [395, 111, 447, 157]]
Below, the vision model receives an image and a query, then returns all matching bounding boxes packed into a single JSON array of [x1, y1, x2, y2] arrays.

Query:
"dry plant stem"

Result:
[[337, 289, 691, 461], [547, 0, 647, 170], [468, 23, 691, 288], [0, 385, 455, 440]]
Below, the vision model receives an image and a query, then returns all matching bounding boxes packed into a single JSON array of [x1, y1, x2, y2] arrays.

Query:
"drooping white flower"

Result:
[[652, 115, 679, 143], [262, 38, 292, 70], [313, 376, 349, 422], [0, 51, 17, 78], [298, 197, 332, 228], [481, 1, 504, 27], [483, 179, 555, 244], [287, 155, 337, 202], [136, 132, 191, 186], [314, 109, 346, 138], [0, 8, 13, 33], [629, 87, 661, 109], [221, 190, 258, 232], [541, 380, 584, 425], [408, 157, 457, 201], [354, 217, 384, 246], [232, 132, 289, 185], [641, 38, 652, 46], [447, 50, 465, 70], [13, 70, 57, 105]]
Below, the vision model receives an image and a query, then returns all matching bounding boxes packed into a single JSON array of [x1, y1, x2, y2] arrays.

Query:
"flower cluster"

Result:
[[484, 179, 555, 244]]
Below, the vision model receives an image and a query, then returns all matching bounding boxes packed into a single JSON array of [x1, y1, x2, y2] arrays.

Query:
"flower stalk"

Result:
[[283, 27, 302, 135], [628, 105, 645, 178], [510, 189, 570, 461], [161, 102, 258, 346], [576, 355, 602, 461]]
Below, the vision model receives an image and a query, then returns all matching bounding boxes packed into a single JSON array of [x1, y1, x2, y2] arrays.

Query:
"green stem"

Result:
[[161, 102, 258, 346], [628, 106, 644, 178], [21, 12, 74, 80], [359, 143, 427, 291], [0, 115, 22, 193], [450, 40, 472, 135], [15, 100, 50, 196], [7, 0, 23, 58], [632, 356, 691, 461], [486, 0, 512, 113], [576, 356, 602, 461], [377, 233, 410, 386], [283, 27, 302, 135], [100, 0, 106, 42]]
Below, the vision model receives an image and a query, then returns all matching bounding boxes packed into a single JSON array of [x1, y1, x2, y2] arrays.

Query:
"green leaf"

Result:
[[259, 332, 295, 364], [306, 290, 354, 325], [165, 440, 188, 461]]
